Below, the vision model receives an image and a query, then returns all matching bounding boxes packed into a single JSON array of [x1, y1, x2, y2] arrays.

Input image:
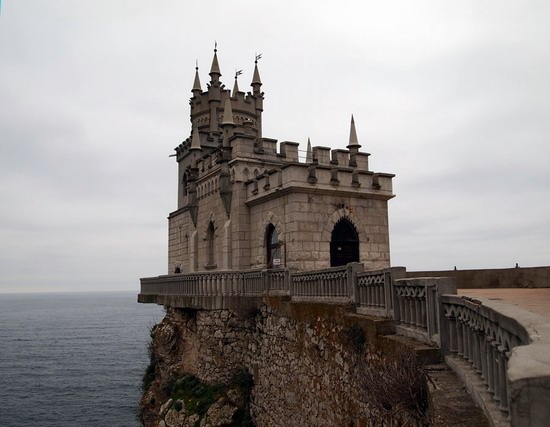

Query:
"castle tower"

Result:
[[168, 49, 395, 274]]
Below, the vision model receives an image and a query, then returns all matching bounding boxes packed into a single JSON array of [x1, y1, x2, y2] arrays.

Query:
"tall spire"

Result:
[[347, 114, 361, 150], [251, 53, 262, 94], [192, 61, 202, 96], [306, 138, 312, 163], [209, 42, 221, 80]]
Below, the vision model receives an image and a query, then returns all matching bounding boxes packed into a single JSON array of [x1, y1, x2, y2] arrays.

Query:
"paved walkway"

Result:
[[458, 288, 550, 318]]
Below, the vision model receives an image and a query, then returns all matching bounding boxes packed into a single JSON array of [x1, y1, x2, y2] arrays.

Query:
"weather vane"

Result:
[[255, 53, 262, 63], [235, 69, 243, 79], [214, 41, 217, 52]]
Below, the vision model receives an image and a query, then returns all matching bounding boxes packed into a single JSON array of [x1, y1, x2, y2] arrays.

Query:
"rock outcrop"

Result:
[[139, 297, 435, 426]]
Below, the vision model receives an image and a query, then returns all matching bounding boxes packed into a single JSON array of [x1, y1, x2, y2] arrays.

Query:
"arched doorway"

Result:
[[330, 218, 359, 267], [266, 224, 281, 268]]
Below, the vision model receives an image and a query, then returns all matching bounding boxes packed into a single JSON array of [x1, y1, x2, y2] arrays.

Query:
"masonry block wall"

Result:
[[142, 299, 426, 426]]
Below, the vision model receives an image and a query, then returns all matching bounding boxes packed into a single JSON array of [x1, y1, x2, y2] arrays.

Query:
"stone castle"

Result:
[[168, 47, 395, 275], [139, 49, 550, 427]]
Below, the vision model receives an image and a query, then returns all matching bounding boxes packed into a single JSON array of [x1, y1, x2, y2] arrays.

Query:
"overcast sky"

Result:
[[1, 1, 549, 293]]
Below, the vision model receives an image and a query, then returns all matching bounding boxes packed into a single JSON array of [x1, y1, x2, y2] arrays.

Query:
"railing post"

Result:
[[347, 263, 364, 304], [288, 270, 294, 296], [262, 269, 269, 295], [387, 267, 406, 316]]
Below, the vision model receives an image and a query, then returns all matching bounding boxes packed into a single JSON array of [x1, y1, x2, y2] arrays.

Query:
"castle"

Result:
[[167, 48, 396, 274]]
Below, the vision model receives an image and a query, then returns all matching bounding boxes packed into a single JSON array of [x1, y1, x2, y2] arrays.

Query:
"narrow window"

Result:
[[266, 224, 281, 268], [207, 222, 215, 266]]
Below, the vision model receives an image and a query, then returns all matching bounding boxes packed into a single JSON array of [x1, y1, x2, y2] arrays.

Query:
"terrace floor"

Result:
[[458, 288, 550, 317]]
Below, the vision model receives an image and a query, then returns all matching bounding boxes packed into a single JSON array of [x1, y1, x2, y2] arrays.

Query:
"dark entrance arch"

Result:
[[330, 218, 359, 267]]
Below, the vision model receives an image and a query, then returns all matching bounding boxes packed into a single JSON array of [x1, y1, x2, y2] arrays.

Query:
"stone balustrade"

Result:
[[393, 277, 456, 344], [438, 294, 550, 426], [139, 265, 550, 427], [355, 267, 406, 316], [291, 264, 361, 301]]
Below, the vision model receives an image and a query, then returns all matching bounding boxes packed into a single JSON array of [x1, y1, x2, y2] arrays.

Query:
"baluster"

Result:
[[479, 330, 488, 383], [492, 340, 501, 404], [409, 295, 416, 326], [446, 312, 457, 353], [486, 336, 495, 394], [498, 348, 509, 413], [420, 298, 427, 329], [418, 290, 424, 327], [471, 325, 480, 373], [462, 321, 469, 361], [475, 326, 483, 376], [399, 291, 406, 324], [456, 315, 464, 357], [467, 322, 474, 364]]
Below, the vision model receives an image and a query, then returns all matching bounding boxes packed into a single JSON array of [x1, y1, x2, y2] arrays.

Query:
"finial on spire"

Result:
[[214, 40, 218, 52], [255, 52, 262, 64], [347, 114, 361, 150]]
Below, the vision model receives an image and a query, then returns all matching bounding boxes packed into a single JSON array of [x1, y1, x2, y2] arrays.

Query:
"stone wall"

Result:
[[407, 266, 550, 289], [141, 297, 429, 427]]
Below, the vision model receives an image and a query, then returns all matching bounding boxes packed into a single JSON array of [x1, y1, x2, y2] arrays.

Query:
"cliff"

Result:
[[139, 297, 487, 426]]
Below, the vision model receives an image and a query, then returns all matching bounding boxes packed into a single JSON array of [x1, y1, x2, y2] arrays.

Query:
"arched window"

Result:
[[206, 221, 215, 266], [330, 218, 359, 267], [266, 224, 281, 268]]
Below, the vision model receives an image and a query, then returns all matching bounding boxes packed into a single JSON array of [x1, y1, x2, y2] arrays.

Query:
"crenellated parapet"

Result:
[[225, 138, 394, 204]]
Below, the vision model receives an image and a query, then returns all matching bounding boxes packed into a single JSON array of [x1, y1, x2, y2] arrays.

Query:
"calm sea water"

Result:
[[0, 292, 164, 427]]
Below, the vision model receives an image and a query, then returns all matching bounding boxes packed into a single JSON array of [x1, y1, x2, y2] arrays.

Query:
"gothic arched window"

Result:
[[266, 224, 281, 268]]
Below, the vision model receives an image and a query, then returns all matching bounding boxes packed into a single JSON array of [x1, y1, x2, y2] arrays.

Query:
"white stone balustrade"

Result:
[[438, 294, 550, 426], [393, 277, 456, 344], [290, 263, 363, 300], [139, 268, 550, 427], [356, 267, 406, 317]]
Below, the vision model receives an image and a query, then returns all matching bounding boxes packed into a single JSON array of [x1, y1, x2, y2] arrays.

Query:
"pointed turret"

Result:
[[221, 98, 235, 127], [190, 126, 201, 151], [192, 63, 202, 97], [208, 44, 222, 133], [251, 53, 264, 138], [347, 114, 361, 151], [209, 44, 221, 83], [232, 70, 242, 97], [232, 78, 239, 97], [306, 138, 312, 163], [251, 54, 262, 95]]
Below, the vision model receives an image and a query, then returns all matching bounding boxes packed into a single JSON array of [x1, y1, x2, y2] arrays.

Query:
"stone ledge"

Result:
[[427, 363, 490, 427], [445, 355, 509, 427], [382, 334, 441, 365]]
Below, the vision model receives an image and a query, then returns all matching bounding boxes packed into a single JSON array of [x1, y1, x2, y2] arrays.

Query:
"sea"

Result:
[[0, 291, 165, 427]]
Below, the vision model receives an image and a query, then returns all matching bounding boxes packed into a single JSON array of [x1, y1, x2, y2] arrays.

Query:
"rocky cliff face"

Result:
[[139, 299, 430, 427]]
